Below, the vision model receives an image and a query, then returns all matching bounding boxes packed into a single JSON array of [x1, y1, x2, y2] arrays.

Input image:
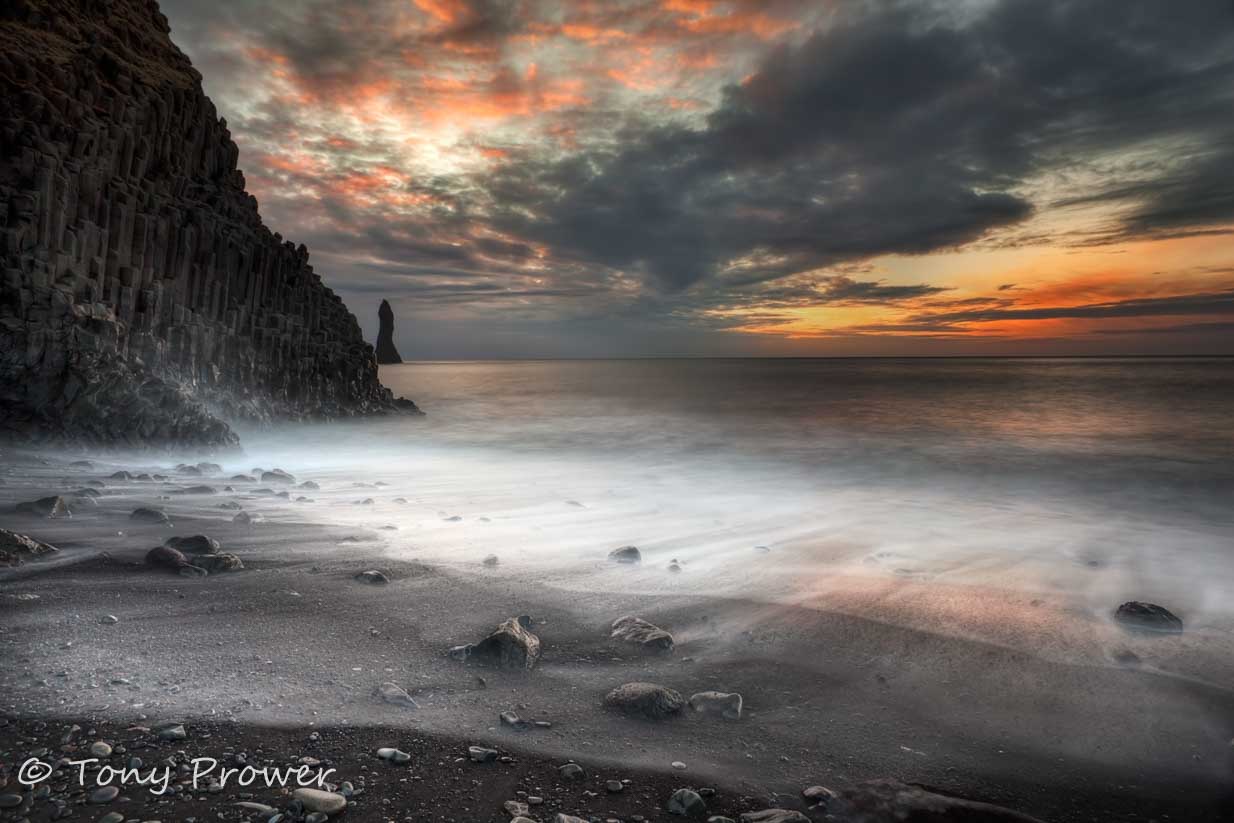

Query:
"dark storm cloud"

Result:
[[462, 0, 1234, 292]]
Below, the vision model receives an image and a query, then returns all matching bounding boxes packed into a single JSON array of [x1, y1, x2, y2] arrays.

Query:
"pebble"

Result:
[[469, 746, 499, 763], [89, 786, 120, 803], [89, 741, 113, 757], [605, 780, 624, 793], [668, 788, 707, 817], [99, 814, 124, 823], [376, 747, 411, 764], [0, 795, 22, 809], [504, 800, 530, 817], [100, 614, 119, 624], [672, 760, 687, 770], [292, 788, 347, 815], [558, 762, 585, 781]]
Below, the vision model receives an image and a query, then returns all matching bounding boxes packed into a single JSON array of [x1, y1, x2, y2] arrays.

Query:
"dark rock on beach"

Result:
[[604, 682, 686, 720], [130, 507, 170, 524], [165, 534, 220, 554], [15, 495, 71, 518], [609, 545, 642, 564], [1114, 601, 1184, 633], [611, 615, 674, 652], [455, 618, 542, 670], [0, 528, 58, 566]]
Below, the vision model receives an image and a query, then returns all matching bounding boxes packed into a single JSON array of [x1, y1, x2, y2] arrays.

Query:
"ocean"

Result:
[[237, 357, 1234, 639]]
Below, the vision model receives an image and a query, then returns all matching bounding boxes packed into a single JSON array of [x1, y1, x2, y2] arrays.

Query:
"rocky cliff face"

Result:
[[0, 0, 418, 450], [375, 300, 403, 365]]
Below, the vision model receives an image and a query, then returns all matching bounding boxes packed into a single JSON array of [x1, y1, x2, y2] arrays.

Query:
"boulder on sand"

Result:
[[611, 615, 674, 653], [1114, 601, 1183, 633], [603, 682, 685, 720], [130, 507, 169, 524], [374, 681, 419, 708], [689, 691, 743, 720], [454, 618, 542, 670], [146, 545, 188, 571], [16, 496, 71, 518], [165, 535, 220, 554], [608, 545, 641, 564], [262, 469, 295, 484], [194, 553, 243, 573], [0, 529, 59, 566], [355, 570, 390, 585]]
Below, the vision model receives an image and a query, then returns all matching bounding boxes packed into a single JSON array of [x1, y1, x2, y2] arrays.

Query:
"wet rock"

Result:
[[109, 471, 134, 481], [146, 545, 189, 570], [606, 780, 625, 793], [739, 812, 808, 823], [836, 780, 1044, 822], [100, 614, 119, 624], [230, 475, 255, 482], [0, 795, 22, 809], [555, 815, 588, 823], [802, 785, 840, 807], [604, 682, 685, 720], [197, 462, 223, 474], [669, 789, 708, 817], [16, 496, 71, 518], [194, 553, 243, 573], [292, 788, 347, 815], [178, 564, 209, 578], [263, 469, 295, 484], [609, 545, 641, 564], [89, 786, 119, 803], [89, 741, 113, 757], [300, 481, 321, 490], [558, 763, 585, 781], [500, 711, 531, 731], [233, 511, 264, 525], [218, 501, 243, 510], [375, 299, 404, 364], [165, 535, 220, 554], [376, 747, 411, 763], [461, 618, 542, 670], [156, 723, 187, 740], [469, 746, 499, 763], [354, 570, 390, 584], [689, 691, 743, 720], [375, 682, 419, 708], [611, 615, 674, 653], [0, 528, 59, 567], [173, 484, 217, 495], [482, 554, 500, 567], [504, 800, 530, 817], [1114, 601, 1183, 633], [130, 507, 169, 524]]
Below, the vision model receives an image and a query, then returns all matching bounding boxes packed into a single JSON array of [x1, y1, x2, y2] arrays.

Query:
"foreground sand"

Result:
[[1, 452, 1232, 822]]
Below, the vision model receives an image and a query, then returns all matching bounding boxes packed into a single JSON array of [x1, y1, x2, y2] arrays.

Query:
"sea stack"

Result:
[[0, 0, 418, 449], [375, 300, 403, 364]]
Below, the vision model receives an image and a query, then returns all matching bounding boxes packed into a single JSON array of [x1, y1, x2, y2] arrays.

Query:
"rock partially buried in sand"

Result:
[[668, 788, 708, 817], [262, 469, 295, 484], [1114, 601, 1183, 633], [109, 471, 134, 480], [165, 535, 220, 554], [355, 570, 390, 585], [739, 811, 808, 823], [0, 528, 59, 566], [604, 682, 685, 720], [233, 511, 264, 525], [609, 545, 641, 564], [173, 484, 217, 495], [16, 496, 72, 518], [689, 691, 743, 720], [194, 553, 243, 573], [146, 545, 189, 571], [482, 554, 499, 567], [130, 507, 169, 524], [836, 779, 1045, 822], [469, 746, 499, 763], [376, 747, 411, 763], [375, 681, 419, 708], [558, 763, 585, 781], [456, 618, 542, 670], [156, 723, 187, 740], [611, 615, 674, 653], [292, 788, 346, 815]]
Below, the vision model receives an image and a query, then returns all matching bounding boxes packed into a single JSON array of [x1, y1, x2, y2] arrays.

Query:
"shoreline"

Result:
[[2, 453, 1232, 822]]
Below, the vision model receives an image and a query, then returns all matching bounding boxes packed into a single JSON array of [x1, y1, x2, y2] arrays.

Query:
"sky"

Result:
[[160, 0, 1234, 357]]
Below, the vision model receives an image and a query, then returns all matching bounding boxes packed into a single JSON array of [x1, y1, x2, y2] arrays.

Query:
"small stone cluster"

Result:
[[0, 0, 417, 449]]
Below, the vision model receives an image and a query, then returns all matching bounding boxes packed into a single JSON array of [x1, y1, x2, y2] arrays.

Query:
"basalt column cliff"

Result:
[[0, 0, 418, 449]]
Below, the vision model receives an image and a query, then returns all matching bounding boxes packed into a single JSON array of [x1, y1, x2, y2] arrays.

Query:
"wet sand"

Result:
[[1, 452, 1232, 821]]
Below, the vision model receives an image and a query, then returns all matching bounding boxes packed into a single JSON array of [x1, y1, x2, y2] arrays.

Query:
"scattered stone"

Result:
[[130, 507, 169, 524], [606, 780, 624, 793], [300, 480, 321, 490], [354, 570, 390, 585], [99, 814, 124, 823], [156, 723, 187, 740], [292, 788, 347, 815], [802, 785, 839, 806], [233, 511, 264, 525], [16, 496, 71, 518], [672, 761, 687, 770], [218, 501, 243, 510], [555, 815, 589, 823], [834, 779, 1045, 822], [146, 544, 189, 570], [89, 786, 120, 803], [1114, 601, 1183, 633], [109, 471, 134, 480], [100, 614, 119, 624], [376, 747, 411, 764], [235, 802, 279, 815], [500, 711, 531, 731], [603, 682, 686, 720], [689, 691, 743, 720], [558, 763, 585, 781], [668, 789, 707, 817], [469, 746, 499, 763], [173, 484, 217, 495], [89, 740, 113, 757], [504, 800, 530, 817], [460, 618, 542, 670], [165, 534, 220, 554], [611, 615, 674, 653], [231, 474, 255, 482], [178, 564, 208, 577], [263, 469, 295, 484], [197, 462, 222, 473], [609, 545, 641, 564], [375, 682, 419, 708], [739, 812, 808, 823], [0, 795, 20, 809], [482, 554, 500, 566], [667, 559, 682, 572], [194, 552, 243, 573], [0, 528, 59, 567], [176, 464, 203, 476]]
